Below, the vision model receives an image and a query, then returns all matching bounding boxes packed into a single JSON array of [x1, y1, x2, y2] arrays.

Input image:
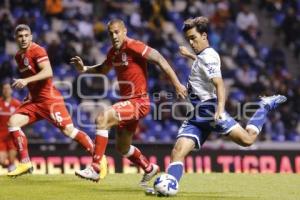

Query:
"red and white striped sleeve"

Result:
[[34, 46, 49, 64], [128, 39, 151, 59]]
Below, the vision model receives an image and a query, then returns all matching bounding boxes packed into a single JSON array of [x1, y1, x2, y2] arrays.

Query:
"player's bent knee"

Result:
[[7, 114, 29, 128], [240, 140, 253, 147], [95, 112, 104, 125], [8, 115, 20, 127], [238, 136, 255, 147], [96, 110, 119, 130], [61, 125, 75, 137], [96, 112, 109, 129]]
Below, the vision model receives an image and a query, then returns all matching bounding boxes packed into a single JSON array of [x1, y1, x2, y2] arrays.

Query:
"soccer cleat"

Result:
[[144, 187, 157, 196], [260, 95, 287, 110], [7, 162, 33, 177], [140, 164, 160, 187], [99, 155, 108, 179], [75, 166, 100, 182], [7, 164, 16, 172]]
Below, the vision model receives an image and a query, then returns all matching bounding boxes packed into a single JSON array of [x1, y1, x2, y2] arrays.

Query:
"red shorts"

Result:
[[112, 96, 150, 133], [14, 100, 73, 129], [0, 131, 16, 151]]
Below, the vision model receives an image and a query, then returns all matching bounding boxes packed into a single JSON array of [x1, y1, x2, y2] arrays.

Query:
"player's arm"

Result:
[[70, 56, 111, 74], [12, 60, 53, 89], [146, 48, 187, 99], [212, 77, 225, 121], [179, 46, 196, 60]]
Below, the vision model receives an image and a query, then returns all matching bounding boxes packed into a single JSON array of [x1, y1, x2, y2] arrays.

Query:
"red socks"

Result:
[[72, 129, 94, 155], [92, 130, 108, 172], [124, 145, 152, 173], [8, 127, 30, 163]]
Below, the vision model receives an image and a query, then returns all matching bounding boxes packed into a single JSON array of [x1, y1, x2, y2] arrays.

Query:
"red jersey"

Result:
[[0, 97, 21, 133], [104, 37, 151, 99], [15, 42, 62, 102]]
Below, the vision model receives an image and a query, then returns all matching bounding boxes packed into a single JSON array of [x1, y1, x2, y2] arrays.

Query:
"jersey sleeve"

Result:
[[199, 53, 222, 79], [128, 39, 151, 58], [34, 46, 49, 64]]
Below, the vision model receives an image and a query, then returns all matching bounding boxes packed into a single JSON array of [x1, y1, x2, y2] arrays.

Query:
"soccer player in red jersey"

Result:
[[7, 24, 107, 177], [0, 82, 20, 172], [71, 19, 187, 184]]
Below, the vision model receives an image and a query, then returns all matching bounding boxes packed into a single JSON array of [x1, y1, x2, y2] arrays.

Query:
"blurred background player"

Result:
[[71, 19, 187, 184], [7, 24, 107, 178], [0, 81, 20, 172], [164, 17, 287, 189]]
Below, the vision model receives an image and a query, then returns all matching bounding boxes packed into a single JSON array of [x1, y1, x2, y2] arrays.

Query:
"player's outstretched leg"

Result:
[[246, 95, 287, 133], [260, 95, 287, 110]]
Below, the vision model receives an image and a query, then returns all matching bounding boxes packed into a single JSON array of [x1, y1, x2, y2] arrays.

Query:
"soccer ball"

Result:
[[153, 174, 179, 196]]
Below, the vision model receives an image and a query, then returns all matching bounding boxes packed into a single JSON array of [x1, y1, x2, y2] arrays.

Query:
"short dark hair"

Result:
[[182, 17, 209, 34], [14, 24, 31, 35]]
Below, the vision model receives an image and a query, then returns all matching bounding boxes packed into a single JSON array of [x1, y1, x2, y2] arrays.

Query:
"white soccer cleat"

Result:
[[75, 166, 100, 182], [260, 95, 287, 110], [140, 164, 160, 187]]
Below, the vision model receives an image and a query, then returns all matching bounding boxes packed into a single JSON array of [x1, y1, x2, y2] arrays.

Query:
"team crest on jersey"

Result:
[[24, 57, 29, 66], [20, 58, 32, 73], [121, 52, 128, 66]]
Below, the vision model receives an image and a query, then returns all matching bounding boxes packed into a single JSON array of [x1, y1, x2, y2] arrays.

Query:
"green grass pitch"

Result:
[[0, 173, 299, 200]]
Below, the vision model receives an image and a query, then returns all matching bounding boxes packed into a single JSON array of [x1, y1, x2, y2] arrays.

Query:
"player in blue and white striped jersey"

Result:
[[166, 17, 287, 185]]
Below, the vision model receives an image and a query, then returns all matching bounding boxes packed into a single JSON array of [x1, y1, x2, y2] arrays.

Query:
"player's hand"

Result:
[[175, 84, 187, 99], [214, 110, 225, 121], [179, 46, 196, 60], [70, 56, 87, 72], [179, 46, 191, 57], [12, 78, 28, 89]]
